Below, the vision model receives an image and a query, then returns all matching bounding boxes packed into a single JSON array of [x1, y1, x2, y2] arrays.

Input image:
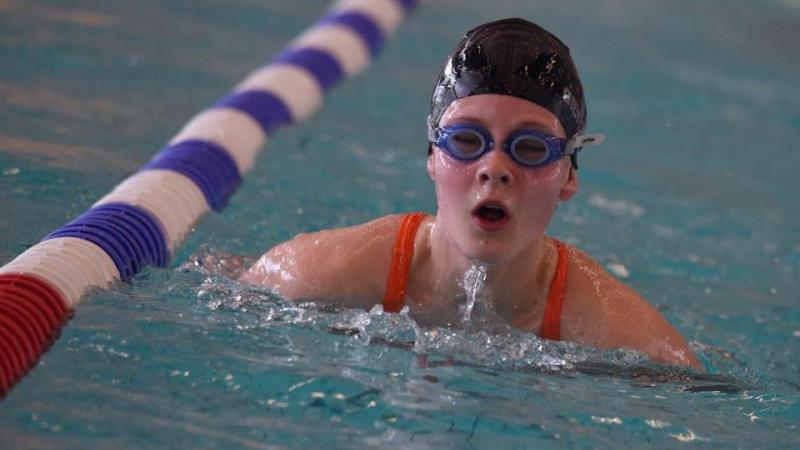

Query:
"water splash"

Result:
[[180, 248, 753, 391], [180, 245, 256, 280], [458, 264, 487, 324]]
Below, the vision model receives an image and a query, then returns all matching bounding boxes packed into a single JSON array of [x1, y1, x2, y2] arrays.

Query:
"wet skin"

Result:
[[240, 94, 701, 370]]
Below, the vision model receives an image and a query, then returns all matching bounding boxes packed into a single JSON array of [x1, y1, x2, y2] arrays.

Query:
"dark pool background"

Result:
[[0, 0, 798, 448]]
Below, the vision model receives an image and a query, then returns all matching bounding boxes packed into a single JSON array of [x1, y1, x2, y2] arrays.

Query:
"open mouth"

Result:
[[477, 204, 507, 222], [472, 201, 510, 230]]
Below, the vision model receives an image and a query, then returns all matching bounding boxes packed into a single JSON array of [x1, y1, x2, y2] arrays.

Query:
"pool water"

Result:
[[1, 0, 799, 448]]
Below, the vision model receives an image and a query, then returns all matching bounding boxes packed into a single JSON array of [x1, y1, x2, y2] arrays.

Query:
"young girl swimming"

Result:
[[240, 18, 701, 369]]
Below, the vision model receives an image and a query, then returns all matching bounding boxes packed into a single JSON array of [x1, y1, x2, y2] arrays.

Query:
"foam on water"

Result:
[[186, 248, 750, 389]]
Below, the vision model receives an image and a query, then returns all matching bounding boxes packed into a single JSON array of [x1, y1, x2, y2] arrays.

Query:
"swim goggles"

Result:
[[428, 123, 605, 167]]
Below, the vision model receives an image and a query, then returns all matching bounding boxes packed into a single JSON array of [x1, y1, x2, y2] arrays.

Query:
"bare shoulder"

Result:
[[239, 214, 406, 308], [560, 243, 701, 369]]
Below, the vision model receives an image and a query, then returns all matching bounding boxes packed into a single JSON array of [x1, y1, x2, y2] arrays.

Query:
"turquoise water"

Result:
[[1, 0, 799, 448]]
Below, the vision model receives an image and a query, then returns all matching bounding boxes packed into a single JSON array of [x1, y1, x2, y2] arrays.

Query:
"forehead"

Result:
[[440, 94, 566, 137]]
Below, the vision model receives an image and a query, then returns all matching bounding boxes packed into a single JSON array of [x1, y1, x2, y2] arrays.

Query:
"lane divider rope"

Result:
[[0, 0, 418, 398]]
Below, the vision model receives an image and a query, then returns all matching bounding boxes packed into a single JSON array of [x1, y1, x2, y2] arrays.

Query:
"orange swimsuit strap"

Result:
[[383, 212, 428, 313], [382, 213, 568, 341], [540, 238, 568, 341]]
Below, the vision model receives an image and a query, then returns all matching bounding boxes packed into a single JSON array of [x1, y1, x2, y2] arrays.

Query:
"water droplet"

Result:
[[267, 399, 289, 408], [591, 416, 622, 425], [746, 412, 760, 422], [645, 419, 671, 429], [607, 263, 630, 278], [670, 429, 707, 442]]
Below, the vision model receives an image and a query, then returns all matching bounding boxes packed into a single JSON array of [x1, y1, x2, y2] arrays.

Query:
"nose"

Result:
[[476, 149, 515, 186]]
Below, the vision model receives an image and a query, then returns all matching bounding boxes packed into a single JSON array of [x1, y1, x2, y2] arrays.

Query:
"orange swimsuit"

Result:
[[382, 212, 568, 340]]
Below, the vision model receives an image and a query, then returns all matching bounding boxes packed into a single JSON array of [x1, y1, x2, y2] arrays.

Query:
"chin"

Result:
[[459, 240, 515, 267]]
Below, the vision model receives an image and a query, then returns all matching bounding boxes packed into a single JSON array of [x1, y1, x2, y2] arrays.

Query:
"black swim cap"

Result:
[[429, 18, 587, 142]]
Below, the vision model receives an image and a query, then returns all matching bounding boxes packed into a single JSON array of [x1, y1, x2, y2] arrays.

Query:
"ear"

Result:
[[558, 164, 579, 202], [426, 146, 436, 180]]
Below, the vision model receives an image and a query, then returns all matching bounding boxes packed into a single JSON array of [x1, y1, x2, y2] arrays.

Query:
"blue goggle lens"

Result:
[[445, 127, 553, 166], [507, 135, 550, 166], [446, 128, 486, 159]]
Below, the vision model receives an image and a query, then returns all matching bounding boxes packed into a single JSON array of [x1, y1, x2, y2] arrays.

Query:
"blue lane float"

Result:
[[44, 203, 169, 281], [323, 10, 385, 56], [396, 0, 418, 12], [214, 90, 293, 134], [274, 48, 345, 92], [143, 139, 242, 212], [0, 0, 420, 397]]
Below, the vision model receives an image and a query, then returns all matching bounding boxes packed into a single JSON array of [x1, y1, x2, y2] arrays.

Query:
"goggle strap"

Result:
[[426, 116, 438, 143], [565, 133, 605, 155]]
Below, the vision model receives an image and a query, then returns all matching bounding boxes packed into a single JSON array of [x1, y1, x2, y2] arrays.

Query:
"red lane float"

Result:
[[0, 274, 70, 397]]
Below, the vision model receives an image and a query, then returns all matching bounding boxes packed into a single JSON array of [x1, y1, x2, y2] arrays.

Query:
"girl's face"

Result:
[[428, 94, 578, 265]]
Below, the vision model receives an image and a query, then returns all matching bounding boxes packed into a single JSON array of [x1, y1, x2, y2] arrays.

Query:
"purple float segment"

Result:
[[322, 11, 384, 57], [274, 48, 344, 91], [43, 203, 168, 281], [143, 139, 241, 211], [214, 90, 292, 134], [394, 0, 418, 13]]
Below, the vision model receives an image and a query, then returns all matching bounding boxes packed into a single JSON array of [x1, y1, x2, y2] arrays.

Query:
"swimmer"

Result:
[[241, 18, 701, 369]]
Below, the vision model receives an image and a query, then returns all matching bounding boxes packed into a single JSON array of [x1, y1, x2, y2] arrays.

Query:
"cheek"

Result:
[[519, 160, 569, 196], [433, 152, 474, 201]]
